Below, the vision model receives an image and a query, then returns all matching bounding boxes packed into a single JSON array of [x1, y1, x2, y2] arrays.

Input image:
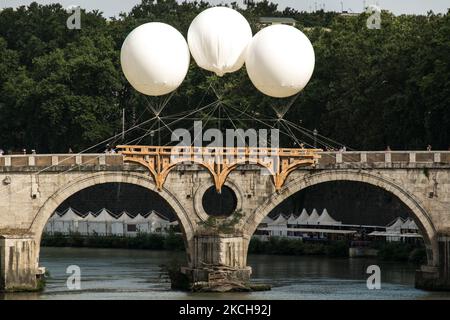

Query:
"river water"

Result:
[[2, 247, 450, 300]]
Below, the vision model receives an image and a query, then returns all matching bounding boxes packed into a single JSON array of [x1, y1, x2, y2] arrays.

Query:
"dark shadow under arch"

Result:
[[243, 170, 438, 266], [55, 182, 176, 219], [268, 181, 412, 226]]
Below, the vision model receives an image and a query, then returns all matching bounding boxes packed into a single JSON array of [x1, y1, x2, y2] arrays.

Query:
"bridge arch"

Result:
[[243, 170, 439, 266], [29, 171, 196, 262]]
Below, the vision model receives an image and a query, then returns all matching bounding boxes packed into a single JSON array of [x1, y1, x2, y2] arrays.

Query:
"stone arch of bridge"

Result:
[[29, 171, 196, 263], [242, 170, 439, 266]]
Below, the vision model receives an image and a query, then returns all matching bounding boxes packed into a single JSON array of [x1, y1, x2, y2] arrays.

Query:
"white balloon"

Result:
[[121, 22, 190, 96], [188, 7, 253, 76], [245, 25, 315, 98]]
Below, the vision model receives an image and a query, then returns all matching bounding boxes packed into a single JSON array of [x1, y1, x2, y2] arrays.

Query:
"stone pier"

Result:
[[182, 234, 252, 291], [416, 235, 450, 291], [0, 236, 39, 292]]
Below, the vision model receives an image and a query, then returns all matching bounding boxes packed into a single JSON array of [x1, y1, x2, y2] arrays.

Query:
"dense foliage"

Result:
[[0, 1, 449, 152]]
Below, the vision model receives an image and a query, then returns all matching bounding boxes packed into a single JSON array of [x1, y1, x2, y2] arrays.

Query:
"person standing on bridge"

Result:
[[104, 144, 113, 154], [427, 145, 432, 151]]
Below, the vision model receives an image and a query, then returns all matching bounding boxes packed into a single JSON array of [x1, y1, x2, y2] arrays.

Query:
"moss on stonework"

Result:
[[198, 210, 244, 234]]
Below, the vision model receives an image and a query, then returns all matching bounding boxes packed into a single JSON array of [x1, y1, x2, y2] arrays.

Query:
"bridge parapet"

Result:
[[316, 151, 450, 168], [0, 154, 124, 171], [1, 151, 450, 172]]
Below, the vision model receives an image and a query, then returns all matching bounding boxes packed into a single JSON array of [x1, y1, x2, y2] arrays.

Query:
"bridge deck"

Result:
[[1, 151, 450, 172]]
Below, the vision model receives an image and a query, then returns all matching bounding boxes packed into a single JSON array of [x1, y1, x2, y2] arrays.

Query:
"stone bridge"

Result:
[[1, 149, 450, 291]]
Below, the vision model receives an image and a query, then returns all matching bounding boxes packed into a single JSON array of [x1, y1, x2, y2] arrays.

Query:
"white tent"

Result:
[[77, 211, 93, 235], [135, 213, 152, 233], [51, 212, 65, 234], [260, 215, 273, 225], [265, 214, 288, 237], [269, 214, 287, 226], [95, 208, 117, 235], [84, 210, 107, 235], [52, 207, 83, 234], [116, 212, 139, 235], [295, 209, 310, 225], [115, 211, 134, 222], [317, 209, 341, 226], [95, 208, 116, 221], [287, 214, 297, 224], [385, 217, 405, 242], [59, 207, 85, 234], [45, 212, 60, 234], [401, 218, 419, 231], [306, 209, 319, 225], [111, 211, 133, 235], [386, 217, 404, 232], [146, 211, 171, 233], [407, 219, 419, 230]]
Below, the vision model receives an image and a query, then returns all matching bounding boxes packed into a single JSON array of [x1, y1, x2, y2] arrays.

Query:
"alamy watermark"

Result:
[[366, 4, 382, 29], [66, 265, 81, 290], [66, 5, 81, 30], [366, 265, 381, 289], [171, 121, 280, 175]]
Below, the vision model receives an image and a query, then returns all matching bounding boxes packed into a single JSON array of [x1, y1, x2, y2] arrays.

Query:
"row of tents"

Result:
[[368, 217, 420, 241], [256, 209, 421, 242], [261, 208, 341, 226], [44, 207, 177, 236]]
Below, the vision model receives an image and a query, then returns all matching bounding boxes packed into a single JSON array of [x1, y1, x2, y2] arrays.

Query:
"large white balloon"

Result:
[[121, 22, 190, 96], [188, 7, 252, 76], [245, 25, 315, 98]]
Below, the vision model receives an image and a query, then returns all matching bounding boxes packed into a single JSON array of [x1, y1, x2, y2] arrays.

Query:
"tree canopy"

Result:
[[0, 1, 448, 153]]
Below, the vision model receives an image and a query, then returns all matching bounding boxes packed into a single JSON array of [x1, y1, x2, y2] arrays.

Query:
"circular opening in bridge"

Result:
[[202, 186, 237, 217]]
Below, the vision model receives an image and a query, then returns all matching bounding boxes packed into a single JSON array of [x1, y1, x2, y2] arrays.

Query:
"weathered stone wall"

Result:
[[0, 236, 38, 291]]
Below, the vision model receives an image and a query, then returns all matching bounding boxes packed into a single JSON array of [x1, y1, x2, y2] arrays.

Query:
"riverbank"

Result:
[[41, 232, 185, 251], [41, 233, 426, 264], [249, 237, 426, 264]]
